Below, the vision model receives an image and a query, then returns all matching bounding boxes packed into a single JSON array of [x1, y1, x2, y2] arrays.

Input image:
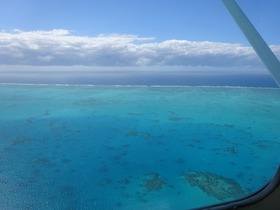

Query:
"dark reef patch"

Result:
[[182, 171, 246, 200], [123, 130, 154, 139], [12, 137, 32, 145], [142, 172, 166, 192], [169, 116, 183, 121]]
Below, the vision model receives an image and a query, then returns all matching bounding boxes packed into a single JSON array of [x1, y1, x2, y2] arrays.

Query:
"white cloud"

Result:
[[0, 29, 279, 67]]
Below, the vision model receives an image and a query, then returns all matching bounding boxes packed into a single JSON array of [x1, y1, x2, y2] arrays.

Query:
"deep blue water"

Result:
[[0, 84, 280, 209], [0, 70, 277, 87]]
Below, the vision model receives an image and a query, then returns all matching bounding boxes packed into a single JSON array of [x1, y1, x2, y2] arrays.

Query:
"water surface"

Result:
[[0, 84, 280, 209]]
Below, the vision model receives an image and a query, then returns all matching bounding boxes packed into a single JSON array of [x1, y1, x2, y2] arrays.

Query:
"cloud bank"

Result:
[[1, 29, 279, 67]]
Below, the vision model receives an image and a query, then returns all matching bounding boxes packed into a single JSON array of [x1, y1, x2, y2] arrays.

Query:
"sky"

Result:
[[0, 0, 280, 76]]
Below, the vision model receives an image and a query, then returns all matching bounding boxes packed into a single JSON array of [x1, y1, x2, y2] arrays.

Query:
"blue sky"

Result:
[[0, 0, 279, 72]]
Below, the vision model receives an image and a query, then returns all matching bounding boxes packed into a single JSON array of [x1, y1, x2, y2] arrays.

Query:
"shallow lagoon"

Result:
[[0, 84, 280, 209]]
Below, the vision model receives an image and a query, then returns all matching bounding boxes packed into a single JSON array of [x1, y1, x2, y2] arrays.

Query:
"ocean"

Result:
[[0, 82, 280, 209], [0, 69, 277, 87], [0, 69, 280, 210]]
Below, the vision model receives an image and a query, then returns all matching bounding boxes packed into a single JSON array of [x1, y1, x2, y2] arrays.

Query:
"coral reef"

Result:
[[176, 158, 186, 164], [223, 146, 238, 155], [169, 117, 182, 121], [123, 130, 154, 139], [212, 146, 238, 155], [12, 137, 31, 145], [124, 130, 138, 137], [182, 171, 246, 200], [118, 178, 130, 185], [142, 172, 166, 192], [252, 140, 280, 150]]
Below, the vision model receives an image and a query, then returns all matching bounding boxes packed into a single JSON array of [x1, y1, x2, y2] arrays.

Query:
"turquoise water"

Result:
[[0, 84, 280, 209]]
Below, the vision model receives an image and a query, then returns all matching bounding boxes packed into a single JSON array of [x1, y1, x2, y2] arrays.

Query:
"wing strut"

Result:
[[222, 0, 280, 87]]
